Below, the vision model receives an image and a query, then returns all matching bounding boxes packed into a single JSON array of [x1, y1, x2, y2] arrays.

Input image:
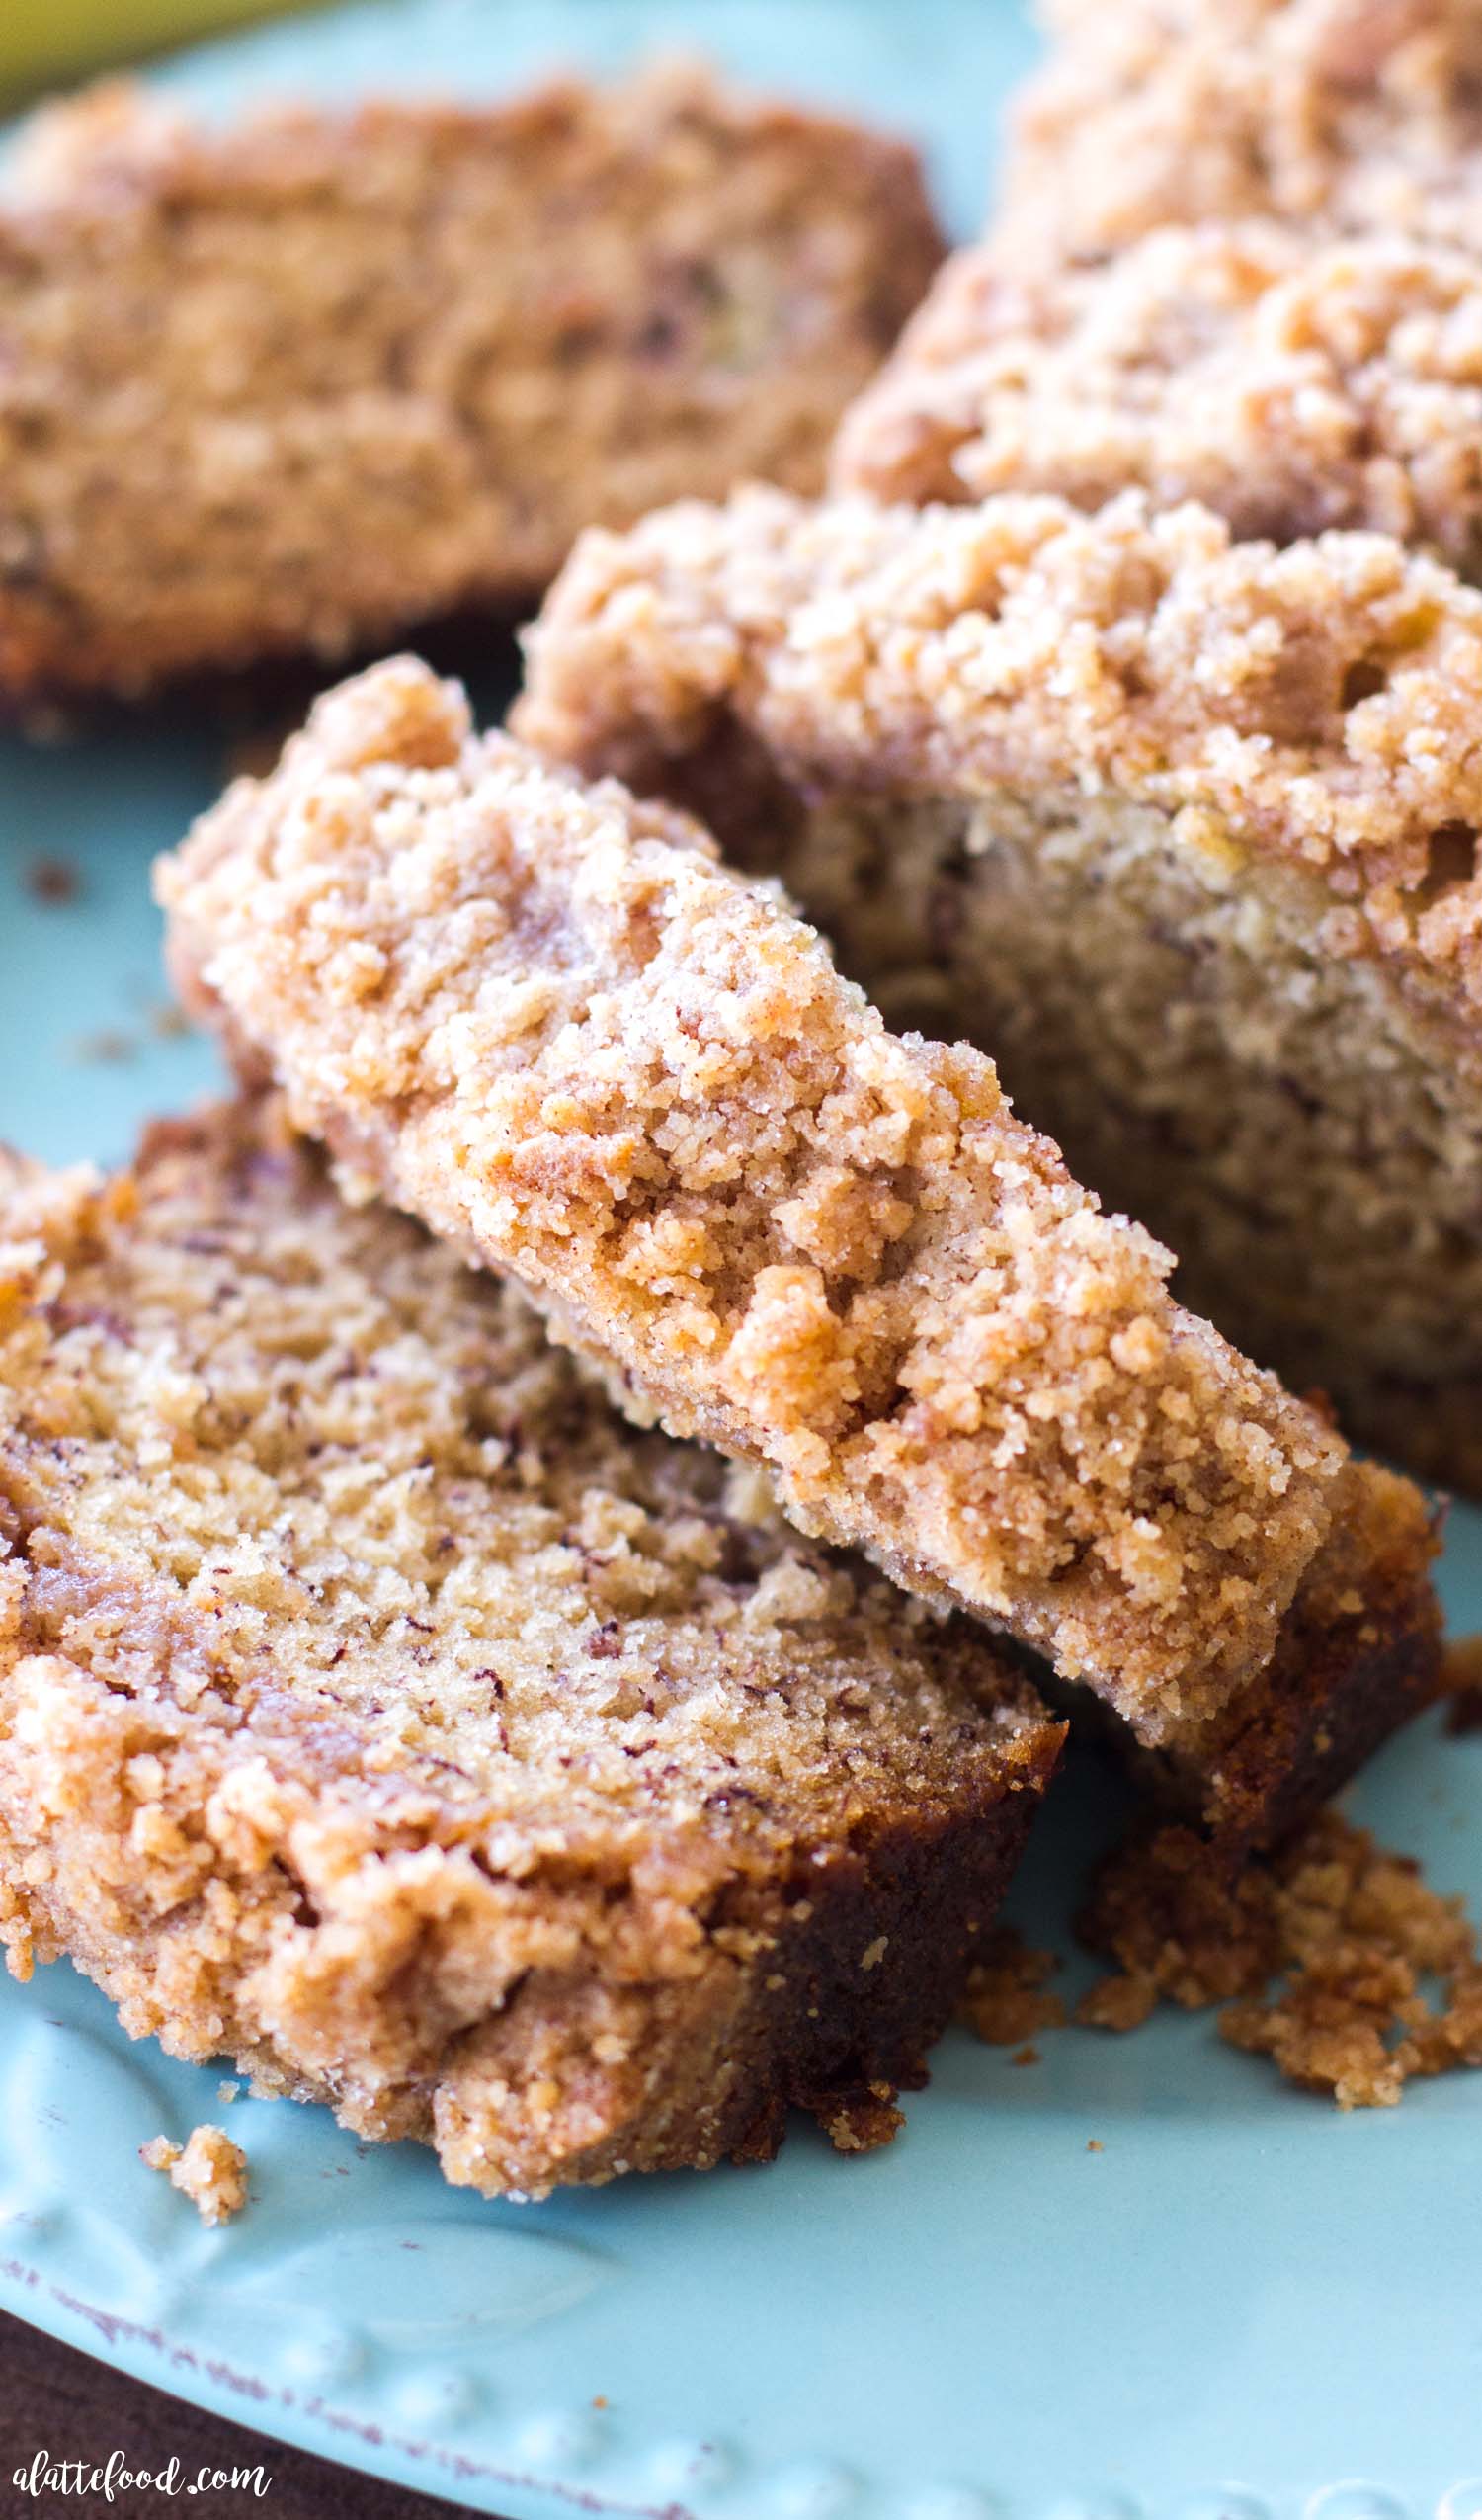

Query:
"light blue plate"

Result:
[[4, 2, 1482, 2510]]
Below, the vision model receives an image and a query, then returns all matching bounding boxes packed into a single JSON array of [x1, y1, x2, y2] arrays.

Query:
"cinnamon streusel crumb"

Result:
[[1001, 0, 1482, 264], [1078, 1812, 1482, 2108], [956, 1927, 1067, 2045], [833, 220, 1482, 583], [520, 481, 1482, 984], [141, 2125, 248, 2226]]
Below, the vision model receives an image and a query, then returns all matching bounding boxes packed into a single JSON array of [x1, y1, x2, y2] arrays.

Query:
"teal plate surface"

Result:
[[3, 1, 1482, 2508]]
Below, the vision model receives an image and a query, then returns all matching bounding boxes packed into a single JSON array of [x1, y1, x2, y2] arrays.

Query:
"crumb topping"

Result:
[[833, 219, 1482, 582], [140, 2123, 248, 2225], [1001, 0, 1482, 261], [157, 657, 1346, 1737], [519, 482, 1482, 1013]]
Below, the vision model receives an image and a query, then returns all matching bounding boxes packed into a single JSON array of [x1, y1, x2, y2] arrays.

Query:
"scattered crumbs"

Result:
[[1086, 2139, 1104, 2152], [140, 2123, 248, 2226], [1010, 2043, 1040, 2067], [1078, 1812, 1482, 2110], [956, 1924, 1066, 2045], [216, 2078, 240, 2104], [24, 854, 79, 905], [592, 2395, 609, 2411], [812, 2080, 905, 2154], [1076, 1971, 1159, 2033], [149, 998, 192, 1041], [70, 1027, 135, 1065], [1443, 1634, 1482, 1733]]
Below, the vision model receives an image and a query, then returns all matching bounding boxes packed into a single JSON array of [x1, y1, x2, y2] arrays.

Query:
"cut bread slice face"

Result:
[[517, 481, 1482, 1497], [0, 67, 942, 713], [0, 1097, 1059, 2198], [832, 219, 1482, 579], [157, 657, 1441, 1843]]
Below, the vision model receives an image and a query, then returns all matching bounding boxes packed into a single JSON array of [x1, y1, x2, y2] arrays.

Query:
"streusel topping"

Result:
[[833, 220, 1482, 582], [520, 483, 1482, 1011], [159, 658, 1345, 1738]]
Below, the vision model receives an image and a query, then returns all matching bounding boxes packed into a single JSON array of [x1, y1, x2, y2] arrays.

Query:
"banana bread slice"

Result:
[[0, 67, 942, 713], [0, 1097, 1060, 2199], [832, 219, 1482, 576], [157, 658, 1441, 1839], [998, 0, 1482, 265], [518, 480, 1482, 1497]]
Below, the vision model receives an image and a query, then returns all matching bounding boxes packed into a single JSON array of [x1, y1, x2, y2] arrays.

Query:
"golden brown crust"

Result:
[[1000, 0, 1482, 262], [0, 69, 942, 711], [0, 1097, 1059, 2197], [832, 220, 1482, 579], [518, 482, 1482, 1020], [156, 657, 1350, 1746]]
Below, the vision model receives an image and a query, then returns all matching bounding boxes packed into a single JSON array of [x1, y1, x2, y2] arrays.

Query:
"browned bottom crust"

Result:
[[975, 1461, 1441, 1860], [3, 1694, 1052, 2189]]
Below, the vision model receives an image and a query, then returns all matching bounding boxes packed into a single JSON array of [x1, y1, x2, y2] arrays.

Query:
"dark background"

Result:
[[0, 2313, 505, 2520]]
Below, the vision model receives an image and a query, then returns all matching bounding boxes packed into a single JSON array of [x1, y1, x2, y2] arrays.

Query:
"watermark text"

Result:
[[13, 2449, 272, 2501]]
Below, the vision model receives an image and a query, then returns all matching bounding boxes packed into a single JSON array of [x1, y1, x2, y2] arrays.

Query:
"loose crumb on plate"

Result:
[[68, 1026, 134, 1064], [140, 2124, 248, 2226], [956, 1926, 1067, 2046], [1075, 1812, 1482, 2109], [796, 2081, 906, 2156], [23, 855, 79, 905], [1443, 1635, 1482, 1734]]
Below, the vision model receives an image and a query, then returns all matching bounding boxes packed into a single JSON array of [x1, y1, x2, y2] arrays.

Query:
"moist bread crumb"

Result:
[[140, 2125, 248, 2226], [156, 654, 1353, 1766], [0, 1097, 1058, 2198], [0, 68, 943, 712]]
